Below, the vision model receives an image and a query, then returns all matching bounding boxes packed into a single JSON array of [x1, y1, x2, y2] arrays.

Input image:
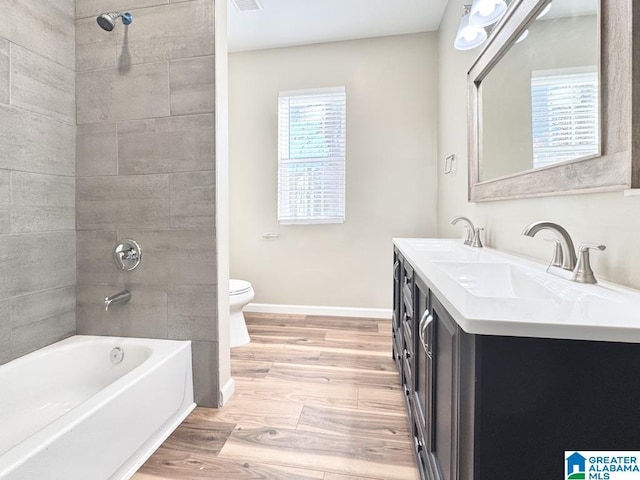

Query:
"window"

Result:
[[277, 87, 346, 225], [530, 68, 599, 169]]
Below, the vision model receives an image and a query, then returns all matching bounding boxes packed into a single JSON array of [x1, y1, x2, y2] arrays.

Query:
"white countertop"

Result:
[[394, 238, 640, 343]]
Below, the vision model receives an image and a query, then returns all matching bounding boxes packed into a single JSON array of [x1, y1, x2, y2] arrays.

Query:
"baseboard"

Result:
[[244, 303, 392, 319], [219, 377, 235, 406]]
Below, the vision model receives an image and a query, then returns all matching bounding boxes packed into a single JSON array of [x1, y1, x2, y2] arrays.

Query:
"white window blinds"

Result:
[[277, 87, 346, 225], [531, 69, 599, 168]]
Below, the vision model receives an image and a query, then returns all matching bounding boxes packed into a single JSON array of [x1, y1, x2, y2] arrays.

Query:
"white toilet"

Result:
[[229, 279, 254, 347]]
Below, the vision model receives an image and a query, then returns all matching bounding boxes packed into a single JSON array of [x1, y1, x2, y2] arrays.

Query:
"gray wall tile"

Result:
[[118, 114, 215, 174], [0, 301, 10, 364], [117, 229, 216, 286], [0, 232, 75, 299], [77, 230, 120, 284], [0, 0, 75, 69], [76, 0, 168, 19], [118, 285, 168, 338], [77, 283, 167, 338], [74, 0, 218, 406], [191, 340, 218, 407], [168, 284, 216, 341], [11, 311, 75, 358], [76, 40, 116, 73], [117, 1, 215, 66], [11, 286, 76, 329], [170, 56, 215, 115], [0, 170, 10, 234], [170, 171, 215, 228], [0, 105, 75, 176], [77, 123, 118, 177], [0, 39, 9, 105], [11, 172, 75, 233], [76, 284, 124, 336], [75, 17, 117, 72], [77, 175, 170, 230], [76, 62, 170, 124], [11, 44, 75, 124]]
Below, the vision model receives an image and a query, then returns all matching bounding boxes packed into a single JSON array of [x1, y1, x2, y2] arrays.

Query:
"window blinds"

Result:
[[531, 69, 599, 168], [277, 87, 346, 225]]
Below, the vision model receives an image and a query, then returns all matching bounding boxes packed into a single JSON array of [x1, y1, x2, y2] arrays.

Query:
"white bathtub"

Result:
[[0, 335, 195, 480]]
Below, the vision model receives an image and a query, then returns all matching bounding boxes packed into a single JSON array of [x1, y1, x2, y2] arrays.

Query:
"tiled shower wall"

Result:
[[0, 2, 77, 364], [75, 0, 218, 406]]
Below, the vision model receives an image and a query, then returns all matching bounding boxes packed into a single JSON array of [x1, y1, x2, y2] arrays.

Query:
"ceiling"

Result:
[[227, 0, 448, 53]]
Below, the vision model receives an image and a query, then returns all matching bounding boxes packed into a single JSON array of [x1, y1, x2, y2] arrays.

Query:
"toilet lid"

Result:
[[230, 279, 252, 295]]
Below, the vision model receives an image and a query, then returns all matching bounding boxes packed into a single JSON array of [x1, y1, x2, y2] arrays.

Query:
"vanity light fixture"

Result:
[[454, 5, 488, 51], [469, 0, 507, 27]]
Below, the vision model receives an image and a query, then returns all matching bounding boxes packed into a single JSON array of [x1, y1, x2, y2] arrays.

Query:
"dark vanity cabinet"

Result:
[[392, 247, 640, 480], [394, 249, 459, 480]]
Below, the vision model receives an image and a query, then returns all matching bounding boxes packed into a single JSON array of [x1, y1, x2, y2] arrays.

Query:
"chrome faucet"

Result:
[[522, 221, 577, 271], [104, 290, 131, 311], [450, 216, 483, 248]]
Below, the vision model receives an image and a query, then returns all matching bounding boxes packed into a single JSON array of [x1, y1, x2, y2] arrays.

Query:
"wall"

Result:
[[438, 0, 640, 291], [75, 0, 219, 406], [0, 1, 76, 365], [229, 33, 438, 309]]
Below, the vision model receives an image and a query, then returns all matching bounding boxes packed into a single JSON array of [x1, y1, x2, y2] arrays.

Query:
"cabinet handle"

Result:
[[393, 260, 400, 280], [420, 312, 433, 356]]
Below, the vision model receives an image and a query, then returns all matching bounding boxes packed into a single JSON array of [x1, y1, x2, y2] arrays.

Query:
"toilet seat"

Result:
[[230, 279, 252, 296]]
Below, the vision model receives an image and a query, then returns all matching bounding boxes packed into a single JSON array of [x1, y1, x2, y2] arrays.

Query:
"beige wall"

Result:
[[438, 0, 640, 290], [229, 33, 438, 309]]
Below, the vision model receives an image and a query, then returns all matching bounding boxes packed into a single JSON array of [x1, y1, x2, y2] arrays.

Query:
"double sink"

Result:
[[394, 238, 640, 343]]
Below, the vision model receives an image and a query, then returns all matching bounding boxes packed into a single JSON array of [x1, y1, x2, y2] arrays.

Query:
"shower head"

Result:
[[96, 12, 133, 31]]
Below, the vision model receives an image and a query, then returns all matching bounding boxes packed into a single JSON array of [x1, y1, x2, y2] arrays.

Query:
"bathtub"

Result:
[[0, 335, 195, 480]]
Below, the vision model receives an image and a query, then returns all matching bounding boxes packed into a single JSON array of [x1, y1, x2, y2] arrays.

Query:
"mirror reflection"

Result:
[[479, 0, 599, 182]]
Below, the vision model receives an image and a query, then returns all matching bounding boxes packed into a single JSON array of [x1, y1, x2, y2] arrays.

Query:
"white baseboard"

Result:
[[244, 303, 392, 319], [219, 377, 235, 406]]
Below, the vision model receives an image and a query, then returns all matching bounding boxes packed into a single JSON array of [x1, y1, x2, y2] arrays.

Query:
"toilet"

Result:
[[229, 279, 254, 347]]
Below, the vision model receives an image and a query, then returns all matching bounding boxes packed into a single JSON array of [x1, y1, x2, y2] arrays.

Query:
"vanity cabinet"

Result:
[[394, 249, 459, 480], [392, 246, 640, 480]]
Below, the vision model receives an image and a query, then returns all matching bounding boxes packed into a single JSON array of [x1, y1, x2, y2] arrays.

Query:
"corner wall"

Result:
[[438, 0, 640, 290], [229, 33, 438, 309], [0, 1, 76, 365], [74, 0, 219, 406]]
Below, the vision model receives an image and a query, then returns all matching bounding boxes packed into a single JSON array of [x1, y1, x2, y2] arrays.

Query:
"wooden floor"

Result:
[[132, 312, 419, 480]]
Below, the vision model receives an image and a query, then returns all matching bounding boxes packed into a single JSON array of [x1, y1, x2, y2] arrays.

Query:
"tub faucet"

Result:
[[522, 221, 577, 271], [104, 290, 131, 311], [450, 216, 483, 247]]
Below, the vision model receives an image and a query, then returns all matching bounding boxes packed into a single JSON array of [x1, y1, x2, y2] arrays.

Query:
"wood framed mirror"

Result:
[[468, 0, 639, 202]]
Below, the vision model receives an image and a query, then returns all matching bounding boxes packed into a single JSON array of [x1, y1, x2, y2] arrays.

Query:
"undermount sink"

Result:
[[432, 261, 561, 300]]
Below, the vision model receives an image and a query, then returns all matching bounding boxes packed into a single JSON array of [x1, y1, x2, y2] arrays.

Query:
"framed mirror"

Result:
[[468, 0, 638, 202]]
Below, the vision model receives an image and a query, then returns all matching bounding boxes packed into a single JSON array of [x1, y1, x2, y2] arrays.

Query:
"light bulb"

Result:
[[478, 2, 496, 17], [463, 29, 480, 42]]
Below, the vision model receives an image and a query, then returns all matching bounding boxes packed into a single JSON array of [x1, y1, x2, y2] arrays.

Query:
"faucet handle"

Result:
[[543, 237, 564, 267], [471, 227, 484, 248], [572, 244, 606, 284]]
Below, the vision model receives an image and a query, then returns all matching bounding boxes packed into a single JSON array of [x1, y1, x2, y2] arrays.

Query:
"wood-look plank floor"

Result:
[[132, 312, 419, 480]]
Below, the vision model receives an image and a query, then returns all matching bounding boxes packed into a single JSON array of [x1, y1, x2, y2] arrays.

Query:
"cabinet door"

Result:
[[412, 275, 430, 436], [426, 296, 459, 480], [392, 251, 402, 367]]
